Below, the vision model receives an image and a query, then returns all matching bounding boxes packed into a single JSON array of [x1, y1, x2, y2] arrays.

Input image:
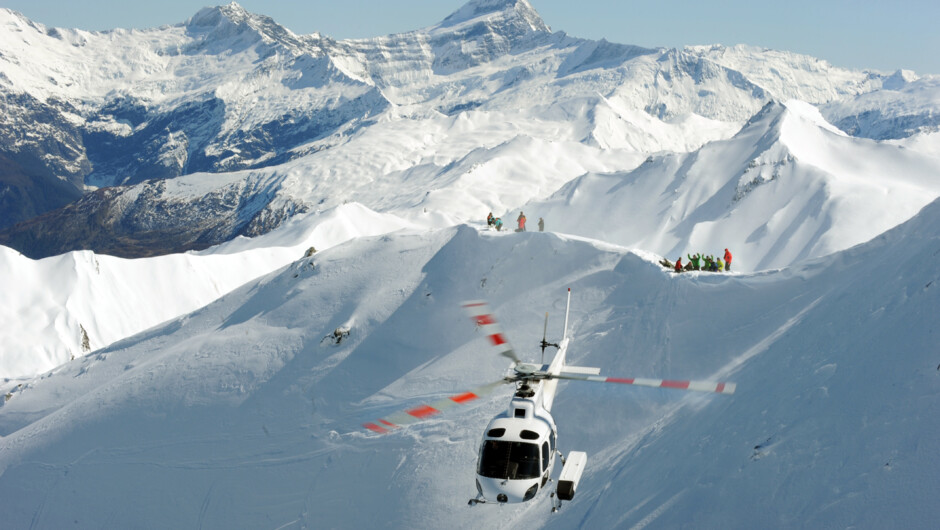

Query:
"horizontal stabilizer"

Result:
[[560, 365, 601, 375], [554, 372, 736, 394]]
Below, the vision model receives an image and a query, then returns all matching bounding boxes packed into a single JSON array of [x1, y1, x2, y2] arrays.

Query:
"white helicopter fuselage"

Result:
[[475, 389, 558, 503], [474, 330, 573, 504]]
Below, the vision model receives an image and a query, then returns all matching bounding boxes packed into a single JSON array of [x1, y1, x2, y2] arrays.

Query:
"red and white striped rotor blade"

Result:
[[363, 379, 509, 434], [462, 300, 521, 364], [553, 372, 736, 394]]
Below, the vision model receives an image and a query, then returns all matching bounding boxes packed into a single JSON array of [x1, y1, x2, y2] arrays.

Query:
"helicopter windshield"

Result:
[[478, 440, 541, 480]]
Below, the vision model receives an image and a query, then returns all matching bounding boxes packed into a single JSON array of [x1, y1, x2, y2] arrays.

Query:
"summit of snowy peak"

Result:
[[780, 99, 846, 135], [419, 0, 550, 74], [734, 100, 844, 157], [187, 2, 252, 28], [0, 8, 41, 30], [184, 2, 306, 51], [882, 69, 919, 90], [438, 0, 550, 33]]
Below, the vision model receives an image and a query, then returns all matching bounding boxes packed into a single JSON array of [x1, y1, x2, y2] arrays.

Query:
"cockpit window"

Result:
[[519, 430, 539, 440], [478, 440, 541, 480], [486, 428, 506, 438]]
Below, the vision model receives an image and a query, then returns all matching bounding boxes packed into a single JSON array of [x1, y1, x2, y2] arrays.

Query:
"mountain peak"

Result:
[[883, 69, 919, 90], [187, 2, 251, 28], [439, 0, 550, 32], [184, 2, 307, 52]]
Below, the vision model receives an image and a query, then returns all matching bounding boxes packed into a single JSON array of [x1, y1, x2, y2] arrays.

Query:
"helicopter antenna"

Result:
[[562, 288, 571, 340]]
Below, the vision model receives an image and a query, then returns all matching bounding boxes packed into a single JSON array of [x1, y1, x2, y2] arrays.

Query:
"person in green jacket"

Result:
[[687, 253, 701, 270], [716, 258, 724, 272]]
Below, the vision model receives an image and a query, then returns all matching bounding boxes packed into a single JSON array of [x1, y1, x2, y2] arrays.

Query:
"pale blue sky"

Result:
[[3, 0, 938, 74]]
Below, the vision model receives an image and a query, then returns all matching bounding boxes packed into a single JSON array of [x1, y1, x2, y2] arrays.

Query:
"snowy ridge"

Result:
[[0, 202, 417, 379], [0, 198, 937, 527], [529, 100, 940, 271]]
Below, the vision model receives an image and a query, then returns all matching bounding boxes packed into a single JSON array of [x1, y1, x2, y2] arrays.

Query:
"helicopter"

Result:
[[363, 288, 736, 510]]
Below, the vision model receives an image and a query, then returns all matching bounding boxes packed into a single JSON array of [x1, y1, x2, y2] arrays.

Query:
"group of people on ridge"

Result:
[[487, 211, 544, 232], [668, 248, 733, 273]]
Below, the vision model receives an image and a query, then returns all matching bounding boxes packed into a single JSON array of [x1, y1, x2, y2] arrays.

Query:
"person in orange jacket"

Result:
[[724, 248, 733, 271]]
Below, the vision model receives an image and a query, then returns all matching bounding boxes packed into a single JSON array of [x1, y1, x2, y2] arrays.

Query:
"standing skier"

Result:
[[724, 248, 733, 271], [538, 217, 544, 232], [517, 211, 527, 232]]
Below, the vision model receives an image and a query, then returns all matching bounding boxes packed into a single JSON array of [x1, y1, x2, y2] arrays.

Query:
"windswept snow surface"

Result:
[[1, 198, 938, 528], [0, 202, 419, 379]]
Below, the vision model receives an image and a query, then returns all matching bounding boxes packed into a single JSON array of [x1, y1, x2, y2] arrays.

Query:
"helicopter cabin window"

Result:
[[519, 430, 539, 440], [514, 408, 526, 418], [486, 428, 505, 438], [478, 440, 541, 480], [541, 442, 549, 472], [549, 430, 555, 453]]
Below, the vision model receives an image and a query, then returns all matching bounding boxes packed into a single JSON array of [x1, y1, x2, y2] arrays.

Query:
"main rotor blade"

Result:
[[553, 372, 736, 394], [462, 300, 521, 364], [363, 379, 510, 434]]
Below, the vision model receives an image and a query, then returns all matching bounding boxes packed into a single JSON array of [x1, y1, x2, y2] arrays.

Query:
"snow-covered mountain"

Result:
[[2, 0, 938, 247], [532, 99, 940, 270], [4, 95, 938, 379], [1, 196, 937, 528], [1, 2, 939, 525], [822, 71, 940, 139]]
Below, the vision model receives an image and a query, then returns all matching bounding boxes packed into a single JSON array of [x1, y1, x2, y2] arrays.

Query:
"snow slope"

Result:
[[0, 202, 418, 379], [0, 196, 937, 528], [530, 100, 940, 271]]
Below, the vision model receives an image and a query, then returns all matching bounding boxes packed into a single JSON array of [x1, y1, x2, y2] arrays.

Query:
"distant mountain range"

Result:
[[1, 0, 938, 257]]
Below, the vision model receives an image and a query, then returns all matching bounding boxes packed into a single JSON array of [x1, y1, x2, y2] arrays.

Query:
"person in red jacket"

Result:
[[724, 248, 733, 271], [674, 257, 683, 273]]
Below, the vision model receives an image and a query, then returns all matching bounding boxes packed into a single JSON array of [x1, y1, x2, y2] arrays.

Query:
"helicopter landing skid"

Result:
[[468, 496, 488, 506], [550, 491, 563, 513]]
